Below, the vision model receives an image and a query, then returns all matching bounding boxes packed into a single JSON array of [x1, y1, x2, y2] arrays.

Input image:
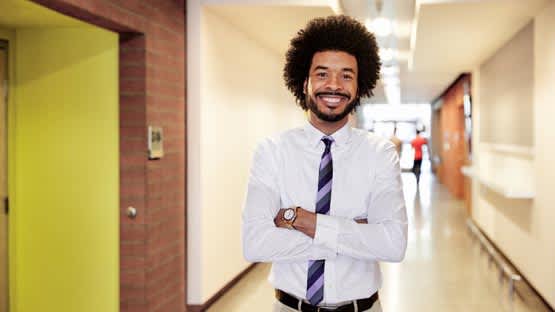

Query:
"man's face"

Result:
[[304, 50, 358, 123]]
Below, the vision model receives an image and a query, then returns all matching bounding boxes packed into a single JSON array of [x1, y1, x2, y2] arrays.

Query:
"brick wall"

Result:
[[31, 1, 186, 311]]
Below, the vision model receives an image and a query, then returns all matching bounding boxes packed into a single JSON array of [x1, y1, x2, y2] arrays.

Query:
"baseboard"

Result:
[[186, 263, 258, 312], [471, 219, 554, 311], [186, 305, 203, 312]]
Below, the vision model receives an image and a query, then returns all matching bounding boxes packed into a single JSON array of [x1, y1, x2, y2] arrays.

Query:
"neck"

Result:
[[308, 113, 349, 135]]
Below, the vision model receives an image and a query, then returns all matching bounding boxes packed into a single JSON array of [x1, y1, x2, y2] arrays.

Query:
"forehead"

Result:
[[310, 50, 358, 72]]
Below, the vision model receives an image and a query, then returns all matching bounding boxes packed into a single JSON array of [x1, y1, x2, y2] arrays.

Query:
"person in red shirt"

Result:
[[411, 129, 428, 184]]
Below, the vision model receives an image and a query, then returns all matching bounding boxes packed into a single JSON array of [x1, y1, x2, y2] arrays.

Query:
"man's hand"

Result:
[[274, 208, 369, 238], [274, 207, 317, 238], [292, 207, 317, 238]]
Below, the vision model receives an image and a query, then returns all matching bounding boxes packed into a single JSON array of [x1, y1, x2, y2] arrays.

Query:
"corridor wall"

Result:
[[434, 76, 470, 199], [471, 1, 555, 307], [187, 6, 305, 304]]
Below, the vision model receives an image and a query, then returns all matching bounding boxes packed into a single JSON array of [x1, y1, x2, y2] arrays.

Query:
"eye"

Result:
[[315, 72, 327, 79], [343, 74, 353, 80]]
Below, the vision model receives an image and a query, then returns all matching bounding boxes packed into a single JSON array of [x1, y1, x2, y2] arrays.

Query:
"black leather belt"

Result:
[[275, 289, 379, 312]]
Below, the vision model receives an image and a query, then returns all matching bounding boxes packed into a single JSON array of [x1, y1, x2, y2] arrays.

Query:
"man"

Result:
[[411, 129, 428, 184], [389, 126, 402, 156], [242, 15, 407, 312]]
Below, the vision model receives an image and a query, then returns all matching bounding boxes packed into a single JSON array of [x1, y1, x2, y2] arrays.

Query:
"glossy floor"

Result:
[[208, 172, 550, 312]]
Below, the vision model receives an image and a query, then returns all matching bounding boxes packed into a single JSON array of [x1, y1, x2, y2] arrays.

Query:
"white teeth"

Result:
[[321, 96, 341, 103]]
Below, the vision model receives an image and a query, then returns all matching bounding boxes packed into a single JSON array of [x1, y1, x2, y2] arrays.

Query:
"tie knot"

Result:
[[322, 137, 333, 148]]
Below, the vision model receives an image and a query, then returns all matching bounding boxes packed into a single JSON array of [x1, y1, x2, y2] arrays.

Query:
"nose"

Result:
[[325, 74, 342, 91]]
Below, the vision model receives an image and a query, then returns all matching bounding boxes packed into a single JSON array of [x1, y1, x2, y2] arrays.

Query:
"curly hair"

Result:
[[284, 15, 381, 110]]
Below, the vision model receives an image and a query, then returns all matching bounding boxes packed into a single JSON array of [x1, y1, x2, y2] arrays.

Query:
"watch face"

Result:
[[284, 209, 295, 221]]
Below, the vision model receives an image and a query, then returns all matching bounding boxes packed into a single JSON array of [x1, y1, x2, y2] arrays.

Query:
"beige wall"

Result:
[[472, 1, 555, 307], [187, 7, 305, 304], [479, 21, 534, 146]]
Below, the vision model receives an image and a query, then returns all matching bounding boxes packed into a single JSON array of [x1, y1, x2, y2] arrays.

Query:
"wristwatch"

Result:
[[282, 206, 299, 229]]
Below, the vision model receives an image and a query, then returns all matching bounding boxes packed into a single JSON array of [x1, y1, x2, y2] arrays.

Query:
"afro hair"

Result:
[[284, 15, 381, 110]]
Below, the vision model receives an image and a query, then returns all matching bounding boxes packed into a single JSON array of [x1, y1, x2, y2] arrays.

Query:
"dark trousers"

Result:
[[412, 159, 423, 183]]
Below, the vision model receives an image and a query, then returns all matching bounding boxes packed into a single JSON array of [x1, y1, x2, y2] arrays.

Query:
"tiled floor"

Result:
[[208, 172, 550, 312]]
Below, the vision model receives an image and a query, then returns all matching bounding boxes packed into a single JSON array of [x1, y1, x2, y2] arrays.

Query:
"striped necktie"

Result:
[[307, 136, 333, 305]]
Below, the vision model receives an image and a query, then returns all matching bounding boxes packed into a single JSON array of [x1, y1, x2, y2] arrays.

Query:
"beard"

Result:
[[306, 91, 358, 122]]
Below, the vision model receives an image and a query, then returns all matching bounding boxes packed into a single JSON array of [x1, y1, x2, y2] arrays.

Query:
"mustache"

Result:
[[315, 91, 351, 99]]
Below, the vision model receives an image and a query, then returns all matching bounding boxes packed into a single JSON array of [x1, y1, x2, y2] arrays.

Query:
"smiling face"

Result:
[[304, 50, 358, 131]]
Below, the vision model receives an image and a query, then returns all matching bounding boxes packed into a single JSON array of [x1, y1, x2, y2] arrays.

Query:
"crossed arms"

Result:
[[241, 142, 408, 263]]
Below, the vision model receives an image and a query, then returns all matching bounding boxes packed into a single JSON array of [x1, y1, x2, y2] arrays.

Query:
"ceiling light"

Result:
[[379, 48, 396, 62], [366, 17, 392, 37], [384, 84, 401, 105], [328, 0, 343, 15], [382, 65, 400, 76], [382, 76, 400, 86]]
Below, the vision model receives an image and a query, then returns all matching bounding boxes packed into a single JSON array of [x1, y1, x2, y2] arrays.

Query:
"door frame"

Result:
[[0, 39, 9, 312]]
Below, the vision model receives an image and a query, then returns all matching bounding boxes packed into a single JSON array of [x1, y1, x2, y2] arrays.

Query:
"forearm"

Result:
[[241, 142, 338, 262], [314, 213, 407, 262], [274, 207, 367, 238], [242, 218, 335, 262], [243, 201, 335, 262]]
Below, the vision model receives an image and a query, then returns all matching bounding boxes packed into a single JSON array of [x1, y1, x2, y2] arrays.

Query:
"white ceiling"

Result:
[[204, 0, 551, 104], [205, 4, 334, 58], [408, 0, 550, 103]]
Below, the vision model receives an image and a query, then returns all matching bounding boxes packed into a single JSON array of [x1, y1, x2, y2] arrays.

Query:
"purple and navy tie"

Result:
[[307, 136, 333, 305]]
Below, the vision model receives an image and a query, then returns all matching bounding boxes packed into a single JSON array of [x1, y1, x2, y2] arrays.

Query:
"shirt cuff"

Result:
[[313, 213, 340, 253]]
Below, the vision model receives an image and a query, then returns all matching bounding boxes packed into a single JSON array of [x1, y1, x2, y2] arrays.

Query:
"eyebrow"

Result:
[[313, 65, 356, 74]]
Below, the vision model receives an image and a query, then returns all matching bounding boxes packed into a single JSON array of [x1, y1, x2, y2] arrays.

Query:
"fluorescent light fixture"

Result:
[[365, 17, 392, 37], [379, 48, 396, 62], [408, 0, 422, 70], [393, 21, 413, 38], [382, 65, 400, 76], [384, 83, 401, 105], [328, 0, 343, 14], [382, 76, 400, 86]]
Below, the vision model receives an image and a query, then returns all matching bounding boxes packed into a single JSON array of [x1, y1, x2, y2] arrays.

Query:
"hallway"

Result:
[[208, 172, 547, 312]]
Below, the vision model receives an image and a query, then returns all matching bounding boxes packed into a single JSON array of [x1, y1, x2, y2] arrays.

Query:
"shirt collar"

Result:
[[303, 121, 352, 149]]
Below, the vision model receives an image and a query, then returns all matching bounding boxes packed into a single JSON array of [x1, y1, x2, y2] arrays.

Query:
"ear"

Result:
[[303, 78, 308, 95]]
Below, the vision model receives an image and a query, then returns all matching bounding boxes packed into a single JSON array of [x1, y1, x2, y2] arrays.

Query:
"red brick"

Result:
[[121, 64, 147, 77], [146, 23, 182, 43], [120, 50, 146, 66], [146, 51, 184, 69], [120, 34, 146, 50], [146, 254, 184, 287], [120, 154, 146, 167], [121, 255, 147, 271], [121, 223, 147, 241], [146, 66, 184, 85], [121, 126, 147, 139], [121, 78, 146, 93], [120, 284, 146, 303], [120, 182, 146, 202]]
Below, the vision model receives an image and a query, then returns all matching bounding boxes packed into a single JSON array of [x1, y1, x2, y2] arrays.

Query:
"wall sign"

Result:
[[148, 126, 163, 160]]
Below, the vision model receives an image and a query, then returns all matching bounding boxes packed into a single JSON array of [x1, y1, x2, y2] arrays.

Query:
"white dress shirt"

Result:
[[242, 122, 408, 304]]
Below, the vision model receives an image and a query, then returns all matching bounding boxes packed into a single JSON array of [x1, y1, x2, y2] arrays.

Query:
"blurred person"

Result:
[[242, 15, 407, 312], [389, 126, 402, 156], [410, 129, 428, 184]]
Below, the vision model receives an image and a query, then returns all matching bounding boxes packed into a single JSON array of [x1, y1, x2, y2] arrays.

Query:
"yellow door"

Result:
[[12, 27, 119, 312], [0, 43, 8, 312]]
